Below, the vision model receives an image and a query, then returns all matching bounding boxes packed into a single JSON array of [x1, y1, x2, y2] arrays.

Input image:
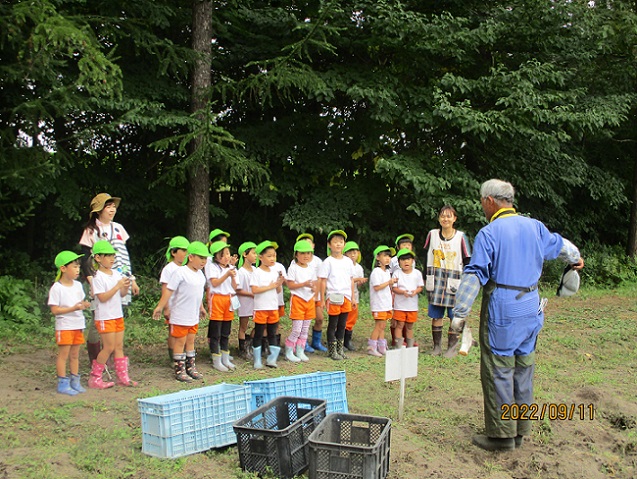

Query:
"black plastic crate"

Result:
[[233, 396, 327, 479], [308, 413, 391, 479]]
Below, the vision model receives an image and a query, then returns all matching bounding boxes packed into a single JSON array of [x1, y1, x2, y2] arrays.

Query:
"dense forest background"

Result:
[[2, 0, 637, 278]]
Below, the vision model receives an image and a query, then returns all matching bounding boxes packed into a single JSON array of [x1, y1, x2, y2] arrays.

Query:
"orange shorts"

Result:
[[372, 311, 392, 321], [170, 324, 199, 338], [95, 318, 125, 333], [346, 305, 358, 330], [209, 294, 234, 321], [56, 329, 85, 346], [278, 305, 286, 317], [327, 296, 353, 316], [290, 296, 316, 321], [392, 310, 418, 323], [253, 310, 280, 325]]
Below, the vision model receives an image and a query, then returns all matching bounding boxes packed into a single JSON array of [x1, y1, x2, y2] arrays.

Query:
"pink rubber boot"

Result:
[[114, 357, 138, 387], [88, 360, 115, 389]]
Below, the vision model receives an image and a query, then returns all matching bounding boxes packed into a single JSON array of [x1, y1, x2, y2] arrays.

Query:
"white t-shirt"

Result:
[[92, 269, 124, 320], [236, 266, 255, 317], [318, 256, 354, 299], [369, 267, 393, 312], [159, 261, 180, 310], [352, 262, 365, 304], [392, 269, 424, 312], [166, 265, 206, 327], [251, 267, 280, 311], [48, 281, 86, 331], [205, 261, 236, 295], [273, 262, 287, 306], [287, 261, 317, 302]]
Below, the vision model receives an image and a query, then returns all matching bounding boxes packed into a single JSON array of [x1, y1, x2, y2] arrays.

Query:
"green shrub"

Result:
[[0, 275, 44, 326]]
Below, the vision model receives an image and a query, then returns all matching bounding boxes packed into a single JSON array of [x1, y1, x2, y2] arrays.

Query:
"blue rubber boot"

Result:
[[253, 346, 263, 369], [304, 341, 315, 353], [69, 374, 86, 393], [311, 330, 328, 352], [57, 376, 79, 396]]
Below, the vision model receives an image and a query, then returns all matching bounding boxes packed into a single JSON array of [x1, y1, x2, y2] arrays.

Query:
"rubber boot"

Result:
[[405, 338, 414, 348], [245, 336, 254, 360], [253, 346, 263, 369], [266, 345, 281, 368], [328, 341, 341, 360], [431, 326, 443, 356], [57, 376, 79, 396], [186, 353, 204, 379], [261, 337, 270, 357], [444, 332, 460, 358], [472, 435, 515, 451], [114, 356, 137, 387], [88, 360, 115, 389], [285, 345, 301, 362], [395, 338, 405, 348], [377, 339, 388, 355], [336, 339, 348, 360], [304, 340, 315, 353], [167, 348, 173, 362], [212, 353, 229, 372], [295, 343, 309, 362], [367, 339, 382, 357], [238, 339, 248, 360], [86, 341, 101, 363], [344, 330, 356, 351], [69, 374, 86, 393], [221, 350, 236, 370], [311, 330, 328, 352], [174, 354, 192, 382]]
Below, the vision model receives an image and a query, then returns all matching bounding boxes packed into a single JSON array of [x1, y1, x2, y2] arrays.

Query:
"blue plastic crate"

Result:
[[245, 371, 348, 414], [138, 383, 250, 458]]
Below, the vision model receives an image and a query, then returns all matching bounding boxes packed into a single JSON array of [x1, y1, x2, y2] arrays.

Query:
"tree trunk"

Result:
[[187, 0, 212, 242]]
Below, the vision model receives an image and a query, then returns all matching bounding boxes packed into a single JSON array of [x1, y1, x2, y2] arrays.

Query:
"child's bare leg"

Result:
[[395, 321, 405, 340], [57, 345, 71, 377], [96, 332, 115, 364], [69, 345, 81, 376], [113, 331, 125, 359]]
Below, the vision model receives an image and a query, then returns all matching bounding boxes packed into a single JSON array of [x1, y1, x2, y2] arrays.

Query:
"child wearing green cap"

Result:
[[153, 241, 210, 382], [318, 230, 356, 360], [250, 241, 285, 369], [389, 233, 416, 348], [205, 241, 238, 372], [368, 245, 397, 357], [48, 251, 91, 395], [235, 242, 258, 360], [392, 249, 424, 348], [159, 236, 190, 360], [285, 240, 318, 363], [89, 240, 136, 388], [293, 233, 327, 353], [343, 241, 367, 351]]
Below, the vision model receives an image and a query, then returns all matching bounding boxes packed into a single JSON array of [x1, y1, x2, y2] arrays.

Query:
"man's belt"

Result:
[[494, 282, 538, 300]]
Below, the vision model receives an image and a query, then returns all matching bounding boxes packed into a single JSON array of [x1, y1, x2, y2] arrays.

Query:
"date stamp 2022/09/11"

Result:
[[501, 403, 595, 421]]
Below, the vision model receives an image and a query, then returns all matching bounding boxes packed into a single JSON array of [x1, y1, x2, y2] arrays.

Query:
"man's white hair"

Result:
[[480, 179, 515, 204]]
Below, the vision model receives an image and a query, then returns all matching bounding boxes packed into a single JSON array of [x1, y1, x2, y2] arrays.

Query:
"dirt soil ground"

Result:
[[1, 292, 636, 478]]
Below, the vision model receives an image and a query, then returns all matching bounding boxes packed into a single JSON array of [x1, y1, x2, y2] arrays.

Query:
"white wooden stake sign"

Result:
[[384, 346, 419, 421]]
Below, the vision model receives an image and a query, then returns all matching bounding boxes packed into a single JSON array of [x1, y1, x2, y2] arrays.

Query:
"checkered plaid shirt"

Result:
[[452, 273, 481, 320]]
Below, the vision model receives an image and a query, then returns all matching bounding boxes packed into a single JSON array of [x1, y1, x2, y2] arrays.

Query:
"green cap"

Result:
[[296, 233, 314, 242], [396, 248, 416, 259], [343, 241, 361, 264], [294, 240, 314, 253], [208, 228, 230, 242], [188, 241, 211, 257], [238, 241, 257, 268], [92, 240, 116, 255], [372, 244, 395, 269], [256, 240, 278, 255], [55, 251, 84, 269], [327, 230, 347, 241], [395, 233, 414, 247], [166, 236, 190, 261], [209, 240, 230, 256]]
